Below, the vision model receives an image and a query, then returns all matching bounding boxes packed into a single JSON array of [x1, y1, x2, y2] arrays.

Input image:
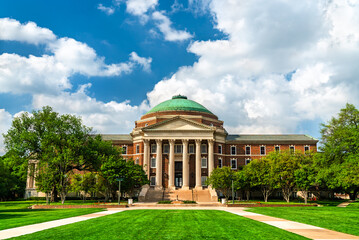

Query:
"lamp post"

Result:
[[116, 176, 124, 205]]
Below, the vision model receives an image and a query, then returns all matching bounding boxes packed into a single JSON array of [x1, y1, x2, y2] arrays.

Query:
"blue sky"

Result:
[[1, 0, 359, 154]]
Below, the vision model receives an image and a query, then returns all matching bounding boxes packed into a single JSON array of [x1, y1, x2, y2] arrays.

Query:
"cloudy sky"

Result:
[[1, 0, 359, 154]]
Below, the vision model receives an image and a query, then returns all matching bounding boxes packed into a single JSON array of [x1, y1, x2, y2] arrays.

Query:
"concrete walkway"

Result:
[[0, 209, 124, 239], [337, 200, 355, 207], [1, 206, 358, 240]]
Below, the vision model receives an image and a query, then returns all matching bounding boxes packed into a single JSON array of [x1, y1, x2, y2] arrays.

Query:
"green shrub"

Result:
[[157, 200, 172, 204], [183, 200, 197, 204]]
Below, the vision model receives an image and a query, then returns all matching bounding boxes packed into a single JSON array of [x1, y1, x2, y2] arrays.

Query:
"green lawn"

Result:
[[247, 206, 359, 236], [347, 201, 359, 208], [0, 201, 103, 230], [13, 210, 308, 240]]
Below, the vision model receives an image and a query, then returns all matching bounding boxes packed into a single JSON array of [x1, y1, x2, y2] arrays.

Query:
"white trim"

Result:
[[230, 146, 236, 155], [260, 145, 266, 155], [218, 144, 222, 154], [304, 145, 310, 152], [136, 144, 140, 154], [188, 144, 194, 154], [151, 144, 156, 154], [150, 157, 156, 168], [245, 158, 251, 165], [122, 145, 128, 155], [175, 144, 183, 154], [290, 145, 295, 152], [163, 144, 169, 154], [201, 144, 207, 154], [245, 145, 251, 155], [218, 158, 222, 168], [135, 158, 139, 164], [275, 145, 280, 152], [201, 157, 207, 168], [150, 176, 156, 186], [230, 158, 237, 169]]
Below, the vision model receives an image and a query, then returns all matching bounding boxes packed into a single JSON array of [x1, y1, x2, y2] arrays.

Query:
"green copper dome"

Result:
[[146, 95, 214, 115]]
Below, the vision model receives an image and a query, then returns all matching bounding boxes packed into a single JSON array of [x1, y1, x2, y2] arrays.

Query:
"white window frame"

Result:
[[150, 176, 156, 186], [163, 144, 169, 154], [188, 144, 194, 154], [150, 157, 156, 168], [175, 144, 183, 154], [136, 145, 140, 154], [122, 145, 127, 155], [230, 146, 236, 155], [231, 159, 237, 169], [245, 146, 251, 155], [260, 146, 266, 155], [201, 157, 207, 168], [151, 144, 156, 154], [218, 145, 222, 154], [201, 176, 208, 186], [275, 145, 280, 152], [135, 158, 140, 164], [218, 158, 222, 168], [245, 158, 251, 165], [304, 145, 310, 153], [201, 144, 207, 154], [290, 145, 295, 153]]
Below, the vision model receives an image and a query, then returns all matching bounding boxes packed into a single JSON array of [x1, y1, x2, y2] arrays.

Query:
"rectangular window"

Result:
[[290, 146, 295, 153], [201, 176, 208, 186], [275, 146, 280, 152], [245, 146, 251, 155], [231, 146, 236, 155], [218, 158, 222, 168], [304, 146, 310, 153], [122, 146, 127, 154], [260, 146, 266, 155], [151, 157, 156, 168], [135, 158, 140, 164], [231, 159, 237, 169], [188, 144, 194, 154], [245, 159, 251, 165], [218, 145, 222, 154], [201, 144, 207, 154], [201, 158, 207, 168], [175, 144, 183, 153], [136, 145, 140, 154], [151, 144, 156, 154], [150, 176, 156, 186], [163, 144, 169, 154]]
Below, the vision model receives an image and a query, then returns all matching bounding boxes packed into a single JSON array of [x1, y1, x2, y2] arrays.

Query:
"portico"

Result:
[[142, 137, 215, 190]]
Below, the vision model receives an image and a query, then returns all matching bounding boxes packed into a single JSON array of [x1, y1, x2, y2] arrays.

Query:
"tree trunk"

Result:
[[246, 190, 250, 201], [282, 187, 292, 203], [46, 192, 50, 205], [51, 187, 58, 202], [60, 191, 66, 204], [302, 190, 308, 204]]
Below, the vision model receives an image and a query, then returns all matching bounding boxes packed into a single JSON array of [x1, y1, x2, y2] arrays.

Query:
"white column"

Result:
[[155, 139, 163, 190], [195, 139, 202, 189], [208, 139, 214, 177], [182, 139, 189, 190], [168, 139, 175, 190], [143, 139, 150, 179]]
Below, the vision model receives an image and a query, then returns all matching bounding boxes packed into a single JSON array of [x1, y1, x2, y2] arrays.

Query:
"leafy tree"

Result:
[[206, 167, 235, 200], [269, 151, 301, 202], [69, 172, 97, 202], [233, 170, 251, 201], [119, 160, 149, 198], [317, 103, 359, 199], [3, 106, 98, 204], [294, 152, 316, 204], [244, 158, 275, 202], [0, 153, 27, 200]]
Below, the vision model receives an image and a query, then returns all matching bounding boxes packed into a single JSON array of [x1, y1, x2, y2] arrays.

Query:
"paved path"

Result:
[[226, 208, 359, 240], [0, 209, 124, 239], [1, 206, 358, 240], [337, 200, 355, 207]]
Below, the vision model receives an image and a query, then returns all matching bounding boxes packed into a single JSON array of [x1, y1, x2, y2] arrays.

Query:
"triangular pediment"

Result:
[[142, 116, 214, 131]]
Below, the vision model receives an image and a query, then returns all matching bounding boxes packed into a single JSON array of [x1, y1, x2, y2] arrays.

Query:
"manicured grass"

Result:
[[13, 210, 308, 240], [247, 206, 359, 236], [228, 200, 315, 205], [0, 201, 103, 230], [347, 201, 359, 208]]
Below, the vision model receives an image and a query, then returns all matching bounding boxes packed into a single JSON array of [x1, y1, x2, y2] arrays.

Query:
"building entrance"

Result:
[[175, 162, 183, 188]]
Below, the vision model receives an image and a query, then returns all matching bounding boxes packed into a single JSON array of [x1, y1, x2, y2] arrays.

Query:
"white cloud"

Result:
[[129, 52, 152, 72], [152, 11, 192, 42], [0, 109, 13, 155], [0, 18, 56, 45], [125, 0, 158, 16], [97, 4, 115, 15], [0, 18, 149, 95], [146, 0, 359, 135], [32, 84, 149, 134]]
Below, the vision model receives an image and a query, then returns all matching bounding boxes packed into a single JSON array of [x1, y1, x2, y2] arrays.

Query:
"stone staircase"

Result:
[[140, 187, 218, 203]]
